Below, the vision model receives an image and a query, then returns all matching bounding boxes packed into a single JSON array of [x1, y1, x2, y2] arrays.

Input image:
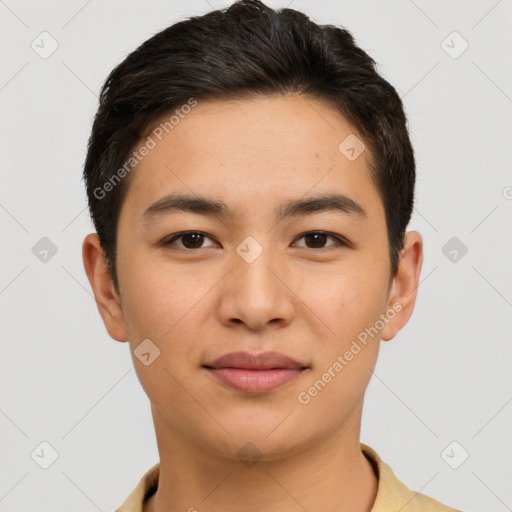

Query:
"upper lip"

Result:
[[203, 351, 307, 370]]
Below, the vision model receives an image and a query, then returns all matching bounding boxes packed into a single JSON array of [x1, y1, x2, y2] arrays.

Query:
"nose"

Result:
[[217, 242, 295, 332]]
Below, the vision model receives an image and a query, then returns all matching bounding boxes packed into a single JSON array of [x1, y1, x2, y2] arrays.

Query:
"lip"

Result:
[[203, 351, 308, 394]]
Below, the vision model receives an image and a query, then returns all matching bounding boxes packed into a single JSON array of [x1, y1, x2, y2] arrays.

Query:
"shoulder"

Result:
[[115, 462, 160, 512], [360, 443, 464, 512]]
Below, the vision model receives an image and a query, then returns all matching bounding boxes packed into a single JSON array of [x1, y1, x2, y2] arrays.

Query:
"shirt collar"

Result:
[[116, 442, 460, 511]]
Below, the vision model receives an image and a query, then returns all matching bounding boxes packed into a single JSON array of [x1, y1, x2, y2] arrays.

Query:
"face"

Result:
[[84, 94, 423, 461]]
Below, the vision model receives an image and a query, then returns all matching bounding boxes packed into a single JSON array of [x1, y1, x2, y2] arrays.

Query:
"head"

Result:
[[83, 0, 422, 460]]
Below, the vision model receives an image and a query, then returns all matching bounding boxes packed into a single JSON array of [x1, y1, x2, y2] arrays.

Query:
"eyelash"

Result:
[[161, 231, 349, 251]]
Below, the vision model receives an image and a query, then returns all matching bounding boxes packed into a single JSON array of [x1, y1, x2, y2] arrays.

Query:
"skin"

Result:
[[83, 94, 423, 512]]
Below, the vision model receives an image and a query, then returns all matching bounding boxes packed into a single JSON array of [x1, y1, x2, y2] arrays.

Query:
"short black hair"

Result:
[[83, 0, 415, 293]]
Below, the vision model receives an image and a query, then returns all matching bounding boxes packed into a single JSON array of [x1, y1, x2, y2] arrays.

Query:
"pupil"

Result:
[[183, 233, 203, 248], [306, 233, 326, 248], [179, 233, 328, 249]]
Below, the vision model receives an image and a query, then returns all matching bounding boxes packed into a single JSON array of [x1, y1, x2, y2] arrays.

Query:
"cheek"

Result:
[[120, 265, 205, 401], [118, 249, 196, 337], [120, 273, 170, 340], [296, 272, 385, 417], [304, 263, 389, 347]]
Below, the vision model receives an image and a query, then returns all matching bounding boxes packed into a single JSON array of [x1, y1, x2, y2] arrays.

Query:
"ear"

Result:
[[82, 233, 128, 342], [381, 230, 423, 342]]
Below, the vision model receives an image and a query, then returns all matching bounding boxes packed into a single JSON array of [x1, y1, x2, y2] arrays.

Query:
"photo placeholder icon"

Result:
[[31, 31, 59, 59], [441, 31, 469, 60], [237, 442, 263, 467], [338, 133, 365, 161], [442, 236, 468, 263], [32, 237, 58, 263], [31, 441, 59, 469], [134, 338, 161, 366], [236, 236, 263, 264], [441, 441, 469, 469]]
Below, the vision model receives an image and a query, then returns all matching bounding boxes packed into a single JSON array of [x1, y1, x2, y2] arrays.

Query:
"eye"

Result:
[[162, 231, 218, 250], [161, 230, 349, 251], [292, 231, 347, 250]]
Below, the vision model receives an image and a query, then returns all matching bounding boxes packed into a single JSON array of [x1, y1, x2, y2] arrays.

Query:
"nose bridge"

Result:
[[234, 234, 281, 296], [218, 235, 294, 329]]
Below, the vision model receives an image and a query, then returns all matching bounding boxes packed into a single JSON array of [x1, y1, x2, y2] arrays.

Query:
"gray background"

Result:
[[1, 1, 511, 511]]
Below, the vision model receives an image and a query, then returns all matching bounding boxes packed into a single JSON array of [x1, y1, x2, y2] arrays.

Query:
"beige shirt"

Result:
[[116, 443, 462, 511]]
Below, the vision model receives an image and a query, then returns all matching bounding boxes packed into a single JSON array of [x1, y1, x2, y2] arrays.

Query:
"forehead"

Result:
[[120, 94, 383, 222]]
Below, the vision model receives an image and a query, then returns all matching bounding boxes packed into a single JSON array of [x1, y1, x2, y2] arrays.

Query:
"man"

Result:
[[82, 1, 463, 510]]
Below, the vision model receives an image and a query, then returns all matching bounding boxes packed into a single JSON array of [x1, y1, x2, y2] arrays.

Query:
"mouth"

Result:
[[202, 351, 309, 394]]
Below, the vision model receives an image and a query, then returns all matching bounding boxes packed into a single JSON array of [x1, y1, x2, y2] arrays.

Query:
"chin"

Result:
[[196, 415, 316, 463]]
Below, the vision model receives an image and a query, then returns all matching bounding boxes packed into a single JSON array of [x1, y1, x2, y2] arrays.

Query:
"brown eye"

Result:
[[180, 232, 205, 249], [163, 231, 217, 250], [293, 231, 346, 250], [304, 232, 328, 248]]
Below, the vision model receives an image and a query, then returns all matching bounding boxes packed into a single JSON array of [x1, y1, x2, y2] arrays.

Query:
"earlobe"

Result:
[[381, 231, 424, 342], [82, 233, 129, 342]]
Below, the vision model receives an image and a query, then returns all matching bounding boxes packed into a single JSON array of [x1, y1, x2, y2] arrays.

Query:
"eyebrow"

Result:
[[142, 192, 366, 224]]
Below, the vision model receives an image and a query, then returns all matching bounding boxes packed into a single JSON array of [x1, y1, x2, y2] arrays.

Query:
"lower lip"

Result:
[[206, 368, 304, 393]]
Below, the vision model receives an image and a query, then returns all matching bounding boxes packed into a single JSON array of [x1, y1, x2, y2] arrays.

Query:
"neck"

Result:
[[145, 408, 378, 512]]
